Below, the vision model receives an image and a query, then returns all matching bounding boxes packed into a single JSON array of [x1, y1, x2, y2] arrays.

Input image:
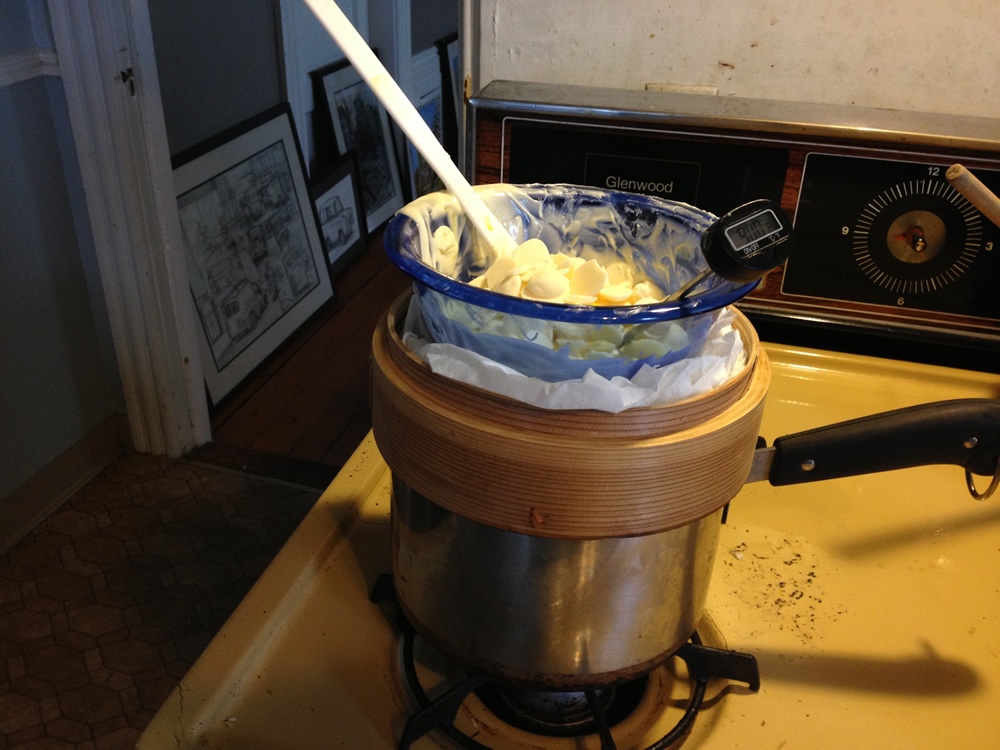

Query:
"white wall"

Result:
[[473, 0, 999, 119]]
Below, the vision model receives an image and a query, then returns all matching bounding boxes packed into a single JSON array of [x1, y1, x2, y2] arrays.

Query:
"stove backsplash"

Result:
[[468, 2, 998, 119]]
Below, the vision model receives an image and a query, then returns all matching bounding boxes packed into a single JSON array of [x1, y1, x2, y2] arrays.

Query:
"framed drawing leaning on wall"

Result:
[[172, 104, 334, 405], [312, 54, 405, 233], [310, 150, 367, 277]]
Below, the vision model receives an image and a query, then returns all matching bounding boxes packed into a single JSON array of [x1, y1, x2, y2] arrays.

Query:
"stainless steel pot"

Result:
[[392, 476, 723, 688]]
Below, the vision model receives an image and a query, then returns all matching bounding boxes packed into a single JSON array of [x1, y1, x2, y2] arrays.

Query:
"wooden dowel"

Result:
[[946, 164, 1000, 229]]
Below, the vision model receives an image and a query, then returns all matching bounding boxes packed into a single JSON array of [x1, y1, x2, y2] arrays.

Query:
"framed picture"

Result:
[[311, 151, 367, 276], [312, 56, 405, 233], [404, 46, 447, 199], [436, 32, 461, 151], [172, 104, 334, 405], [407, 95, 446, 198]]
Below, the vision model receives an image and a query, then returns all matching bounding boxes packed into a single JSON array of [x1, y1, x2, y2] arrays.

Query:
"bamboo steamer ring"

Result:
[[371, 290, 770, 539]]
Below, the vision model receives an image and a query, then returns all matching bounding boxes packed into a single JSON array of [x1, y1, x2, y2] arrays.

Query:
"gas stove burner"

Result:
[[475, 676, 648, 738], [397, 625, 753, 750], [370, 574, 760, 750]]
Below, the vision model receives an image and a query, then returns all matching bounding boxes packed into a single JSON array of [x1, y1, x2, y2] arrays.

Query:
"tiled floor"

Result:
[[0, 453, 320, 749]]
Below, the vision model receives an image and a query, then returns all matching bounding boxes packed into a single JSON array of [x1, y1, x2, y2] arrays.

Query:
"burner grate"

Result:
[[371, 574, 760, 750], [475, 676, 647, 738]]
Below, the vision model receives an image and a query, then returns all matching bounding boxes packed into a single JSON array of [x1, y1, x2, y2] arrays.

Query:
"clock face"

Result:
[[783, 154, 1000, 321]]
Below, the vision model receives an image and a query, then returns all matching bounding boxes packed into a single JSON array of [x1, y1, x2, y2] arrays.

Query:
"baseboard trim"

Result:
[[1, 414, 127, 553]]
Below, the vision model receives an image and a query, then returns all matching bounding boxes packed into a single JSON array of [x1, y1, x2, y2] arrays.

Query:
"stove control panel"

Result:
[[468, 81, 1000, 363]]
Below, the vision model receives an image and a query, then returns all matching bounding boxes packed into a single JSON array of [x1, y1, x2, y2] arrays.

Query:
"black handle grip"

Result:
[[768, 399, 1000, 486]]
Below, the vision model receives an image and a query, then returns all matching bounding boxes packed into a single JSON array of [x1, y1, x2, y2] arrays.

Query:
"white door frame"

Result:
[[47, 0, 210, 456]]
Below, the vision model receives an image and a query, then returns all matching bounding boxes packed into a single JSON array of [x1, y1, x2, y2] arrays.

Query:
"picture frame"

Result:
[[407, 95, 446, 199], [311, 151, 367, 277], [403, 46, 447, 199], [311, 55, 405, 233], [172, 103, 335, 405], [435, 31, 461, 153]]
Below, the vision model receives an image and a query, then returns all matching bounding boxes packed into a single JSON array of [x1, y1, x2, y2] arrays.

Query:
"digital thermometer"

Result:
[[669, 199, 793, 300]]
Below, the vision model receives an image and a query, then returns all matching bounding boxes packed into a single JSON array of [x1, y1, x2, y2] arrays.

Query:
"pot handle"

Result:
[[764, 399, 1000, 498]]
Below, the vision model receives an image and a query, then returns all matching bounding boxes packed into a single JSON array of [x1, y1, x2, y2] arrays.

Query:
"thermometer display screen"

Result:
[[724, 209, 783, 253]]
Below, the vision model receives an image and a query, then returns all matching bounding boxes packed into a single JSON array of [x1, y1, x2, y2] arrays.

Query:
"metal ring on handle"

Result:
[[966, 455, 1000, 501]]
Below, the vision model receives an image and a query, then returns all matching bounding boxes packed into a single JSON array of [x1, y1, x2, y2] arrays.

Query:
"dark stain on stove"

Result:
[[721, 528, 836, 643]]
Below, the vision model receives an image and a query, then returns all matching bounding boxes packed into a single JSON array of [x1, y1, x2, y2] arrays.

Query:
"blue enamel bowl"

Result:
[[384, 184, 755, 381]]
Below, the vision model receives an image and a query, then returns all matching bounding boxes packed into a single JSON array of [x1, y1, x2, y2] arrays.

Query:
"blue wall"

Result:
[[0, 1, 123, 499], [148, 0, 282, 155]]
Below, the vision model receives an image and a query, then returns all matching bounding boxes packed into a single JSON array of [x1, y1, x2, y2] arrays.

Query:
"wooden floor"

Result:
[[190, 228, 411, 488]]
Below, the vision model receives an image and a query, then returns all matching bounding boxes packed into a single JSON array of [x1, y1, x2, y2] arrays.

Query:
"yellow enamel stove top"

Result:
[[140, 343, 1000, 749]]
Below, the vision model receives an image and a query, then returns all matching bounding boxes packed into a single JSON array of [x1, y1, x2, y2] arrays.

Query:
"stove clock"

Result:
[[785, 153, 1000, 322]]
